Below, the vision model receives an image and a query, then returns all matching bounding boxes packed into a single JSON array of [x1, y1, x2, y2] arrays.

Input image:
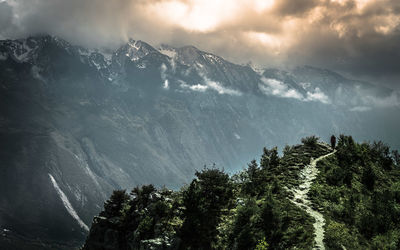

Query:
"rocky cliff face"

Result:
[[0, 35, 399, 248]]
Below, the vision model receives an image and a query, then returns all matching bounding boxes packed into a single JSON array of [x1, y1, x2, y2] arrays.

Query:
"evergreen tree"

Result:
[[179, 168, 233, 249], [243, 160, 261, 196], [260, 193, 282, 247], [229, 198, 261, 250], [100, 189, 129, 218], [260, 147, 279, 170], [301, 135, 319, 148]]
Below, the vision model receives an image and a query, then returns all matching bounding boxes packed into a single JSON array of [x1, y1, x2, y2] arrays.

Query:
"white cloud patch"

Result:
[[179, 81, 208, 92], [299, 82, 312, 89], [160, 63, 169, 89], [259, 78, 330, 104], [350, 106, 371, 112], [160, 63, 167, 78], [234, 133, 241, 139], [204, 78, 242, 96], [259, 77, 303, 100], [305, 87, 330, 104], [163, 79, 169, 89], [190, 84, 208, 92], [179, 76, 242, 96], [180, 82, 211, 92]]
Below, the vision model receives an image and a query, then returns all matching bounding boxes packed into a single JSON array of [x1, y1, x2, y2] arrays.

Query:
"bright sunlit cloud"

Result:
[[253, 0, 275, 13], [147, 0, 241, 32]]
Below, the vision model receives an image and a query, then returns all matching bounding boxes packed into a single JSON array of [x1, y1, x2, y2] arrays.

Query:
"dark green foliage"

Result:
[[242, 160, 267, 197], [179, 168, 234, 249], [336, 135, 359, 167], [228, 190, 314, 250], [370, 141, 393, 170], [259, 193, 282, 245], [260, 147, 280, 170], [301, 135, 319, 148], [283, 145, 292, 156], [123, 185, 178, 248], [100, 189, 130, 218], [229, 198, 262, 249], [309, 135, 400, 249], [362, 164, 376, 191], [84, 135, 400, 250], [84, 185, 179, 250]]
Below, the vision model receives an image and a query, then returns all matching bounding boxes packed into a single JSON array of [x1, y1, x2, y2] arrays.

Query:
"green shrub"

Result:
[[301, 135, 319, 147], [255, 237, 269, 250]]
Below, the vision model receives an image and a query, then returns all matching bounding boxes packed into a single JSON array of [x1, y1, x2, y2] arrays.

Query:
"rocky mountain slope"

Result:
[[0, 35, 399, 248]]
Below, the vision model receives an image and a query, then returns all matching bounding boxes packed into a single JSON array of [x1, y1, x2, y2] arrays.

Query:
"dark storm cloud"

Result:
[[1, 0, 400, 88]]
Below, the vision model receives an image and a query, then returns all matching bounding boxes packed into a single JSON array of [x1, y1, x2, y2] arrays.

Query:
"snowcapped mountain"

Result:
[[0, 34, 399, 248]]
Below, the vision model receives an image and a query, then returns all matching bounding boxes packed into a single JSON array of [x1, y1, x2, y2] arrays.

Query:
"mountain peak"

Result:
[[158, 44, 177, 58], [115, 39, 156, 62]]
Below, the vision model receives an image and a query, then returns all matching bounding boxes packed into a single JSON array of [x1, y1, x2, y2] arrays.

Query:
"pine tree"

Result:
[[260, 147, 279, 170], [100, 189, 129, 218], [180, 168, 233, 249]]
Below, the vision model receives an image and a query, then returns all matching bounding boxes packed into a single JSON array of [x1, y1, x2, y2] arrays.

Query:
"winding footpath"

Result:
[[287, 151, 336, 250]]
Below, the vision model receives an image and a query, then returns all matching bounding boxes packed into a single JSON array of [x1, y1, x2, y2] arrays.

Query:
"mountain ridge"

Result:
[[0, 34, 399, 249]]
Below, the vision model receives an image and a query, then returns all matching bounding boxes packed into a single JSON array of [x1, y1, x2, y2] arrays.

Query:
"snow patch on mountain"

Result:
[[137, 62, 146, 69], [91, 60, 102, 70], [252, 66, 265, 76], [159, 48, 177, 58], [124, 39, 152, 61], [48, 173, 89, 231], [195, 62, 204, 69], [73, 153, 102, 190], [245, 62, 265, 75], [203, 53, 223, 65], [9, 40, 38, 62]]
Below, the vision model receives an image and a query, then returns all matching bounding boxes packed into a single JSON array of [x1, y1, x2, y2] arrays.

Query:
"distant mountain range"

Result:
[[0, 34, 399, 248]]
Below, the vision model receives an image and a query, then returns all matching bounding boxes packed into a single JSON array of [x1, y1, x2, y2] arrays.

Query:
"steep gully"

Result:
[[287, 151, 336, 250]]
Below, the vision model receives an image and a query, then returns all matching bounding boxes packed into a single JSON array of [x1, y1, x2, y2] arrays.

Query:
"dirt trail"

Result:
[[287, 151, 335, 250]]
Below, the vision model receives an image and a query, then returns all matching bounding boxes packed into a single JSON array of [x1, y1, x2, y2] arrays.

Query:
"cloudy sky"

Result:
[[1, 0, 399, 89]]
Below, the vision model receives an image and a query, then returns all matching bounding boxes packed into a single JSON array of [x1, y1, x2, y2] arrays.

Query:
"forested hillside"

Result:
[[83, 135, 400, 249]]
